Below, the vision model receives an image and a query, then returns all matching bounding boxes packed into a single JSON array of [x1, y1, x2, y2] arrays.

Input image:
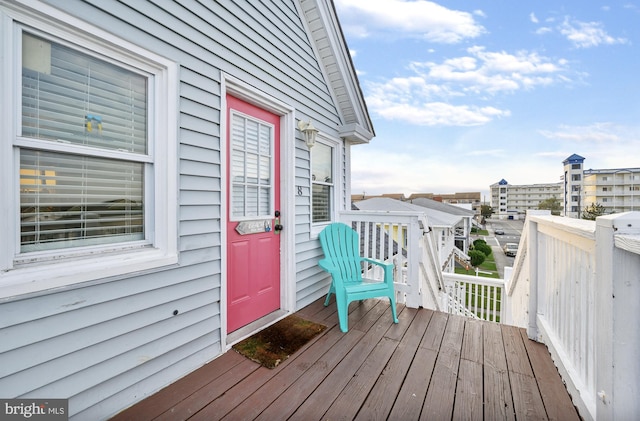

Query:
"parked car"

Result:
[[495, 229, 504, 235], [503, 243, 518, 257]]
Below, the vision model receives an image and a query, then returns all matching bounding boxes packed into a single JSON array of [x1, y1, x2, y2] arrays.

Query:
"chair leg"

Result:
[[336, 294, 349, 332], [324, 283, 335, 306], [389, 295, 399, 324]]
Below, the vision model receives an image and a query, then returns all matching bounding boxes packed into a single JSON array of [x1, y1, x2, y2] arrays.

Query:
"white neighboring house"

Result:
[[354, 197, 470, 273], [407, 197, 475, 255]]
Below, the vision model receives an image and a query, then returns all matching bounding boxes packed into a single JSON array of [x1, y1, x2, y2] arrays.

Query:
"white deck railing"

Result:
[[339, 210, 505, 320], [341, 208, 640, 421], [442, 272, 505, 322], [339, 210, 425, 308], [507, 211, 640, 421]]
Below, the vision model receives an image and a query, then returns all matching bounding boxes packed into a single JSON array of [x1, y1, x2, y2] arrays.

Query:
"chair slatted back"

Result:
[[318, 223, 363, 284]]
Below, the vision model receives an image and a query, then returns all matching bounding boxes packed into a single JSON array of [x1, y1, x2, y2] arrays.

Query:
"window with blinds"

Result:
[[230, 112, 273, 219], [312, 142, 333, 223], [19, 32, 148, 252]]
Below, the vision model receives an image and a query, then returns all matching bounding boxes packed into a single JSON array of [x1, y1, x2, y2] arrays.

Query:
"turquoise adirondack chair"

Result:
[[318, 222, 399, 332]]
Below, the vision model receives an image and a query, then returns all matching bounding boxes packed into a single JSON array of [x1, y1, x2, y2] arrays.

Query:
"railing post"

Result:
[[503, 266, 512, 324], [527, 218, 540, 341], [595, 212, 640, 420], [405, 216, 422, 308]]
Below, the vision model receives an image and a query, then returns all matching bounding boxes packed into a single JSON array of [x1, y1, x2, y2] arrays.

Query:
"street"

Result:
[[475, 218, 524, 278]]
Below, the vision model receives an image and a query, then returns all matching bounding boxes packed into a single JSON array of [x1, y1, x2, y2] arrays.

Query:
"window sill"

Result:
[[0, 248, 178, 301], [311, 222, 331, 239]]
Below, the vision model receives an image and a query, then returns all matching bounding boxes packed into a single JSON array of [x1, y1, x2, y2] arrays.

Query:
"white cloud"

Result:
[[535, 27, 553, 35], [530, 12, 539, 24], [539, 123, 622, 143], [350, 149, 493, 195], [410, 46, 568, 94], [334, 0, 485, 43], [559, 18, 628, 48], [466, 149, 505, 157], [363, 46, 568, 126], [367, 99, 509, 126]]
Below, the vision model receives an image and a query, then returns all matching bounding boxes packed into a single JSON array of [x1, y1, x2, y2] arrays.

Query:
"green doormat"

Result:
[[232, 315, 327, 368]]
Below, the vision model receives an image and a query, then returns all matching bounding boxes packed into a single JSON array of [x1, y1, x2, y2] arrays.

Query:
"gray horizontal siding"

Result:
[[1, 0, 353, 418]]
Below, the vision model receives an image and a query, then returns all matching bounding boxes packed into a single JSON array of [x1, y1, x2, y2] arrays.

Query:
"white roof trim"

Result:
[[298, 0, 374, 143]]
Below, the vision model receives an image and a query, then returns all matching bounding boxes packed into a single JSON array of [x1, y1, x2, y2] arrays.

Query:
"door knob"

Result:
[[274, 210, 283, 233]]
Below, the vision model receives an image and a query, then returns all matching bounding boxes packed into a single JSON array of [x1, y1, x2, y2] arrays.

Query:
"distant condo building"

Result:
[[490, 154, 640, 219], [489, 179, 562, 219], [562, 154, 640, 218]]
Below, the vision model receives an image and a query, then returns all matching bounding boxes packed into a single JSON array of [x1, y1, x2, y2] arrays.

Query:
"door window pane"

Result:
[[230, 113, 273, 218]]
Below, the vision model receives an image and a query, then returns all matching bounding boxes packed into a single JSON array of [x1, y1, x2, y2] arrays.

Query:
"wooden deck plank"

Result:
[[382, 304, 414, 341], [355, 308, 431, 421], [419, 310, 448, 351], [295, 295, 332, 321], [285, 309, 396, 420], [520, 329, 581, 421], [485, 365, 516, 421], [510, 372, 549, 420], [387, 347, 438, 421], [109, 299, 582, 421], [189, 323, 338, 420], [483, 321, 515, 421], [502, 326, 548, 420], [453, 359, 483, 421], [502, 324, 535, 377], [420, 314, 465, 420], [218, 326, 362, 421], [351, 298, 397, 332], [461, 318, 483, 363], [155, 357, 260, 421], [321, 337, 398, 421], [110, 351, 245, 421]]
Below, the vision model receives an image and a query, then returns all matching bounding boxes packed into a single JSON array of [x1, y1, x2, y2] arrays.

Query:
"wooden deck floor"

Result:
[[111, 298, 580, 421]]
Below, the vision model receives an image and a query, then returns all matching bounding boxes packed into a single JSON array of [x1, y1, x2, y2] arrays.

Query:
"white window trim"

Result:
[[311, 134, 341, 238], [0, 2, 178, 299]]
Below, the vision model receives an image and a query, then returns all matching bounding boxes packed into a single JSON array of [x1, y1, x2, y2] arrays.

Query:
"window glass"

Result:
[[230, 113, 273, 218], [22, 34, 147, 154], [19, 32, 148, 253], [20, 150, 144, 252], [312, 142, 333, 223]]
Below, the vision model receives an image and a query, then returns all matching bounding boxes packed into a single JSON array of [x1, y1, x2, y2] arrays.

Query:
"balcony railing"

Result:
[[340, 208, 640, 421], [339, 210, 504, 323], [507, 210, 640, 421]]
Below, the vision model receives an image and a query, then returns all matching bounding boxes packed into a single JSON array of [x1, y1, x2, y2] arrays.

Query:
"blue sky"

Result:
[[333, 0, 640, 201]]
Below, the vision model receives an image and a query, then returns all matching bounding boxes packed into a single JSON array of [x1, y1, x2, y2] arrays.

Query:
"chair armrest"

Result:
[[361, 257, 394, 285], [361, 257, 393, 270]]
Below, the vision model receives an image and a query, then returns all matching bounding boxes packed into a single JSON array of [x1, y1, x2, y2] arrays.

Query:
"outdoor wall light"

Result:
[[297, 120, 319, 149]]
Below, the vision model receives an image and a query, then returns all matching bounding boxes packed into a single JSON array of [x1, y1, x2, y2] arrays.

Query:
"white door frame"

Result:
[[220, 74, 296, 350]]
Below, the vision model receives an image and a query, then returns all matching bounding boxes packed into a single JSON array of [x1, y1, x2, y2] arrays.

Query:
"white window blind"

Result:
[[21, 34, 147, 153], [312, 142, 333, 223], [20, 150, 144, 252], [230, 113, 273, 218], [19, 32, 148, 252]]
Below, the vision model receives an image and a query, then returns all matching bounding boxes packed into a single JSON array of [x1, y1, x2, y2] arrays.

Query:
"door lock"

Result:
[[274, 210, 283, 233]]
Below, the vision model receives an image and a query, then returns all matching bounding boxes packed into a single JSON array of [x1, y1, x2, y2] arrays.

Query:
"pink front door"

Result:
[[226, 95, 281, 333]]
